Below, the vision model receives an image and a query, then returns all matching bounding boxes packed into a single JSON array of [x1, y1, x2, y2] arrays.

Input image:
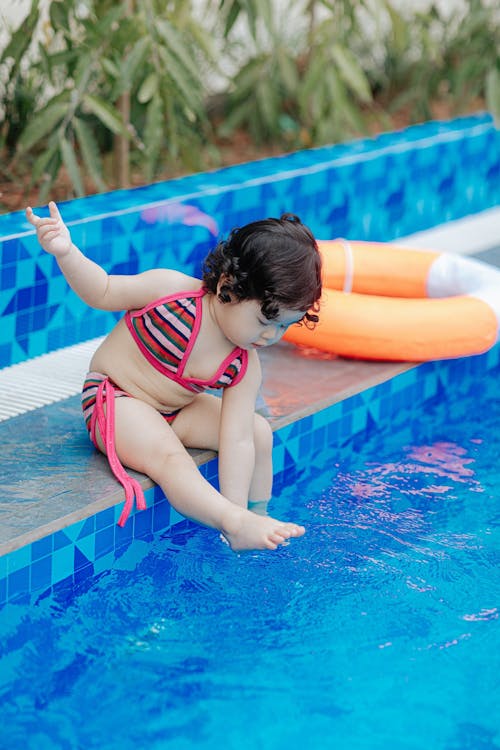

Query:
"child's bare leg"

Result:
[[173, 394, 273, 508], [104, 398, 304, 551]]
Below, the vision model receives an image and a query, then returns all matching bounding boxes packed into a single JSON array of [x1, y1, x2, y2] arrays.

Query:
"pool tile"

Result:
[[8, 545, 31, 574], [8, 566, 30, 599], [134, 507, 154, 540], [52, 546, 74, 585], [95, 527, 115, 557], [31, 535, 53, 562], [75, 534, 95, 563], [153, 501, 171, 533], [31, 556, 52, 593], [95, 506, 115, 531]]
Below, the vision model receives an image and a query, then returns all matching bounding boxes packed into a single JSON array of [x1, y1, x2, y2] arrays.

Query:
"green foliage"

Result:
[[0, 0, 498, 205], [1, 0, 212, 201], [377, 0, 500, 123]]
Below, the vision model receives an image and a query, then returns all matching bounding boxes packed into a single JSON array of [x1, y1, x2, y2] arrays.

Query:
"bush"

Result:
[[0, 0, 498, 208]]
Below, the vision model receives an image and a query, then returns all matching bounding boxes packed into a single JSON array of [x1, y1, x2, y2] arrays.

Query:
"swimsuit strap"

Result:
[[92, 377, 146, 527]]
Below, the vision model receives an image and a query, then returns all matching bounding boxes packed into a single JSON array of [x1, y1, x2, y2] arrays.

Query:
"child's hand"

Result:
[[26, 201, 72, 258]]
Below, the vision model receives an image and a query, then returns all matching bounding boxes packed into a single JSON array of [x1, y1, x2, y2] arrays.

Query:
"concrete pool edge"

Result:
[[0, 359, 413, 559]]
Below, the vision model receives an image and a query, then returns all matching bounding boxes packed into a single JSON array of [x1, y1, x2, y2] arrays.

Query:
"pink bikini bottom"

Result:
[[81, 371, 179, 526]]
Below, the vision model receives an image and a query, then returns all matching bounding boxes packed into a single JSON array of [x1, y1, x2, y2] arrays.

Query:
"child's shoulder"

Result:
[[140, 268, 202, 299]]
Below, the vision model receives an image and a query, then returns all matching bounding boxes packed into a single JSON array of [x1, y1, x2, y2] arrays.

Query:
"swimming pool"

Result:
[[0, 355, 498, 750]]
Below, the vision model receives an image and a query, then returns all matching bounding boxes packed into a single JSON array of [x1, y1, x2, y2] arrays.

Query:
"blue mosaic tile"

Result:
[[95, 526, 115, 558], [134, 506, 154, 540], [7, 544, 31, 574], [153, 501, 171, 533], [95, 506, 115, 531], [77, 516, 95, 540], [31, 535, 52, 562], [1, 114, 498, 367], [8, 565, 30, 599], [52, 546, 74, 584], [115, 518, 134, 551], [31, 556, 52, 592]]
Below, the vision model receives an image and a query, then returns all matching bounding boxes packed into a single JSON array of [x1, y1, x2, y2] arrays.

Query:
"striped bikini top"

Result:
[[125, 288, 248, 394]]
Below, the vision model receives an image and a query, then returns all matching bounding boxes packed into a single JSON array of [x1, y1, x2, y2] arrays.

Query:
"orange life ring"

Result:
[[284, 240, 500, 362]]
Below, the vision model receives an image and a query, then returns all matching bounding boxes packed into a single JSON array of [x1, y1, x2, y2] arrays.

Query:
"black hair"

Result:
[[202, 213, 322, 326]]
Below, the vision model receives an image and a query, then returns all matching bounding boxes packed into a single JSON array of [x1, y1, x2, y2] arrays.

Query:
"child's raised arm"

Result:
[[26, 201, 118, 309], [26, 201, 188, 312]]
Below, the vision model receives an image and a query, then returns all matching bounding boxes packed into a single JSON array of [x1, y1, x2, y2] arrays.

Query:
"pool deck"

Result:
[[0, 343, 412, 556], [0, 210, 499, 557]]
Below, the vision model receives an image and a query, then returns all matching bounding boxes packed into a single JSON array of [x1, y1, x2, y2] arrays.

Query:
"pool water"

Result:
[[0, 369, 499, 750]]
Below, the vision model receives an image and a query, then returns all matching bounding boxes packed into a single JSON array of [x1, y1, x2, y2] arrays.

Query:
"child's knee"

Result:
[[253, 413, 273, 455]]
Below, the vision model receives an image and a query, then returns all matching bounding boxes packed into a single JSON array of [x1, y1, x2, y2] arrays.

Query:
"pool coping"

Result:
[[0, 356, 414, 558]]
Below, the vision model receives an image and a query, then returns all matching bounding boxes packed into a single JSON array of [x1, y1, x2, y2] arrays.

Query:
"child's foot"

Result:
[[222, 507, 305, 552]]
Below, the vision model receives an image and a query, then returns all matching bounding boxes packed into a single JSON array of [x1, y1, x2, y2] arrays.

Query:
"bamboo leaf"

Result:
[[143, 94, 164, 181], [82, 95, 130, 137], [158, 47, 203, 114], [101, 58, 121, 78], [49, 1, 69, 32], [277, 49, 299, 93], [60, 136, 85, 196], [137, 73, 159, 104], [0, 2, 39, 66], [256, 80, 278, 131], [155, 19, 201, 83], [221, 0, 242, 37], [331, 44, 372, 103], [38, 150, 62, 205], [73, 118, 106, 191], [386, 3, 410, 55], [31, 138, 60, 184], [217, 98, 254, 137], [122, 37, 151, 88], [17, 101, 68, 152]]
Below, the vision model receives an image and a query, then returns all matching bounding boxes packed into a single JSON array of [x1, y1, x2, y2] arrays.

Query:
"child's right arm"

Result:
[[26, 201, 192, 311]]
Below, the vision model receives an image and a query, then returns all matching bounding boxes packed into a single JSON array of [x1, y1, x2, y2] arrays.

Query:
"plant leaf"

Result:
[[82, 95, 130, 136], [73, 117, 106, 191], [60, 136, 85, 196], [155, 19, 201, 83], [0, 2, 39, 66], [137, 72, 159, 104], [17, 101, 68, 152], [143, 94, 164, 181], [331, 44, 372, 103]]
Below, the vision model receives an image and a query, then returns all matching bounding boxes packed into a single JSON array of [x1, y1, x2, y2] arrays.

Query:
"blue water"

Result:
[[0, 371, 499, 750]]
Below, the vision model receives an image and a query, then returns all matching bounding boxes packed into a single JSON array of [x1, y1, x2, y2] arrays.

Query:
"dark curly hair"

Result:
[[202, 213, 322, 326]]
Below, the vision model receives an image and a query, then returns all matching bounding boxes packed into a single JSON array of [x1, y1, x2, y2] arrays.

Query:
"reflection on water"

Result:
[[0, 374, 498, 750]]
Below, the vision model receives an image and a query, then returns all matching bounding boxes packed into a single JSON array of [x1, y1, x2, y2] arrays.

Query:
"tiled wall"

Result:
[[1, 113, 499, 368], [1, 342, 499, 607]]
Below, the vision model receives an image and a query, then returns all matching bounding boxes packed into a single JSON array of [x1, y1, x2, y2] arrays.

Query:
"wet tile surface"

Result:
[[0, 343, 410, 554]]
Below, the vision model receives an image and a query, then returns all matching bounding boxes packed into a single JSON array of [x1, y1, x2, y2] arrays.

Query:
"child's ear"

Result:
[[216, 274, 234, 303]]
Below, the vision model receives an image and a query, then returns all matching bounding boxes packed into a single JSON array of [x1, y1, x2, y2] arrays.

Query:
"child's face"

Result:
[[220, 298, 305, 350]]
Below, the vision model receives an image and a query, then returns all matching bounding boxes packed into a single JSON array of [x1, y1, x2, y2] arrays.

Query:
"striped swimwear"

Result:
[[125, 287, 247, 391], [81, 288, 248, 527]]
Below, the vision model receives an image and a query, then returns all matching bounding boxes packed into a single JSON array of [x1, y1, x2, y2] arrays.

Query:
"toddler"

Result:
[[26, 201, 322, 552]]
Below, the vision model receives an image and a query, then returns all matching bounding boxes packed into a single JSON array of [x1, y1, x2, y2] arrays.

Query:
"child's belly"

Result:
[[89, 318, 196, 412]]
